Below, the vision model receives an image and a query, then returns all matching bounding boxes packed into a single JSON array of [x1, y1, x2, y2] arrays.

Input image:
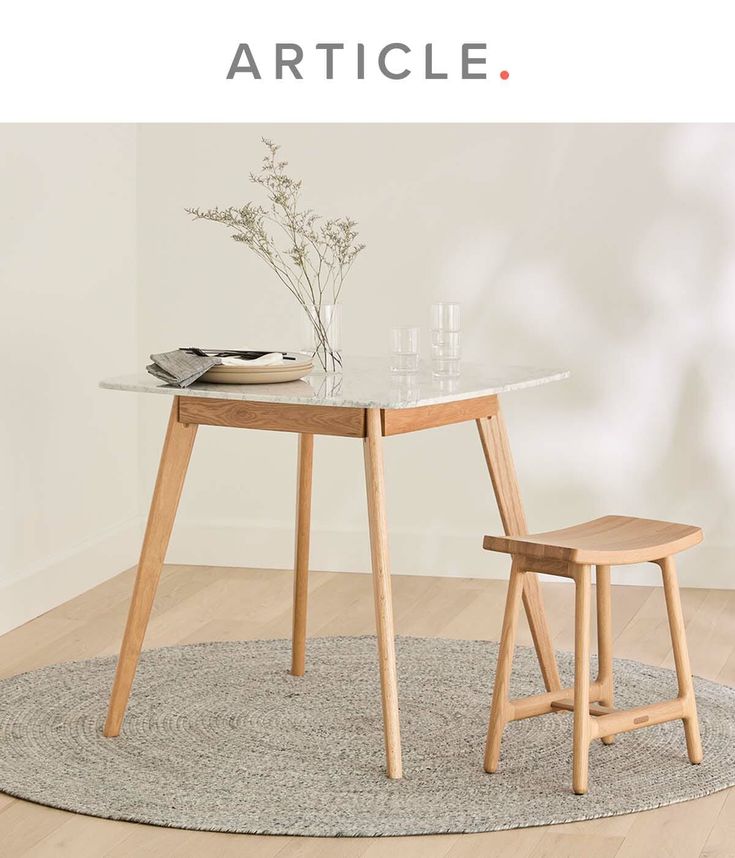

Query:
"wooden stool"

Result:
[[483, 515, 704, 794]]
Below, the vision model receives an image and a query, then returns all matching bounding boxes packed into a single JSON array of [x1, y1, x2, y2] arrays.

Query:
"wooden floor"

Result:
[[1, 565, 734, 857]]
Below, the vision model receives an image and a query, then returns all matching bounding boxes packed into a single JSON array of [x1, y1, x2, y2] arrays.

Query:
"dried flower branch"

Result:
[[186, 139, 365, 370]]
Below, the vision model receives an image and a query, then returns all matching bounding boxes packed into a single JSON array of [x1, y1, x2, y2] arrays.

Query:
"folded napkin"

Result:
[[147, 349, 285, 387]]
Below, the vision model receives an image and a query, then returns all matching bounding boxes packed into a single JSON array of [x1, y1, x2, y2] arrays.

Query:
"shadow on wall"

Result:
[[445, 125, 735, 552], [136, 124, 735, 579]]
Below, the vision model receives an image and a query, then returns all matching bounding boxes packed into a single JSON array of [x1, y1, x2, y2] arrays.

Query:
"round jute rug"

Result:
[[0, 636, 733, 837]]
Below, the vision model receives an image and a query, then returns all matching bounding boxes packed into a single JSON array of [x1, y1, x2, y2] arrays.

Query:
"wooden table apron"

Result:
[[103, 393, 562, 780]]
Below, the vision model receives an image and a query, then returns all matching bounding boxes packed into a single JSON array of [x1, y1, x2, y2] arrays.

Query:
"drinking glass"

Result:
[[390, 326, 420, 373], [431, 301, 460, 332], [431, 301, 461, 376]]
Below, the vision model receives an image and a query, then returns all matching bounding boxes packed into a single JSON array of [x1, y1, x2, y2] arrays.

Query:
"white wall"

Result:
[[0, 125, 139, 634], [137, 124, 735, 589], [2, 123, 732, 637]]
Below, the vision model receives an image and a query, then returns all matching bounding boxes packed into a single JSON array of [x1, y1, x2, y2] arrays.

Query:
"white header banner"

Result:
[[2, 0, 734, 122]]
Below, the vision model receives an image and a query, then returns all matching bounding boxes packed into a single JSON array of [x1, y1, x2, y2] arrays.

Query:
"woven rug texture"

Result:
[[0, 636, 733, 836]]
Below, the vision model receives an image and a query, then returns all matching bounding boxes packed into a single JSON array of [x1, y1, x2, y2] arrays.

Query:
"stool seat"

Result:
[[483, 515, 702, 565]]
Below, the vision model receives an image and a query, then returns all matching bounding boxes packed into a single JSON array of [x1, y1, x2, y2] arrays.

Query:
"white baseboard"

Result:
[[0, 518, 141, 636], [166, 519, 733, 590]]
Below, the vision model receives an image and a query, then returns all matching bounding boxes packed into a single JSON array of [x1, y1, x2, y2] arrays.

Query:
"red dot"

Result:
[[500, 70, 509, 80]]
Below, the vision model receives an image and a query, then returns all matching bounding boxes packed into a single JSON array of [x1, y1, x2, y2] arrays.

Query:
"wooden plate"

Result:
[[200, 358, 313, 385]]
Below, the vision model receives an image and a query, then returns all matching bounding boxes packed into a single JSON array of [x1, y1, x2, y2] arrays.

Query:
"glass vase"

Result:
[[304, 303, 343, 373]]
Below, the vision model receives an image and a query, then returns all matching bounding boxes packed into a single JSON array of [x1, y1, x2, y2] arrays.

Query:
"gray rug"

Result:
[[0, 636, 733, 837]]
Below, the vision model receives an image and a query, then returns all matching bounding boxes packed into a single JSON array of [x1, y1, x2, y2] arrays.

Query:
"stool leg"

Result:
[[485, 559, 525, 773], [572, 565, 593, 795], [595, 564, 615, 745], [659, 556, 703, 765]]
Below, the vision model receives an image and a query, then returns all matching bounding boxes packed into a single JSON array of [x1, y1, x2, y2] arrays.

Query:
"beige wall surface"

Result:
[[0, 125, 139, 633], [137, 124, 735, 587], [2, 123, 732, 637]]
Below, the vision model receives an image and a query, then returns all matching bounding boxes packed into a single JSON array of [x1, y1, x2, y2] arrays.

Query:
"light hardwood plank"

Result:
[[715, 646, 735, 688], [614, 585, 708, 667], [529, 831, 624, 858], [103, 823, 287, 858], [615, 791, 727, 858], [398, 578, 486, 638], [0, 565, 732, 858], [437, 578, 519, 640], [700, 788, 735, 857], [445, 827, 545, 857], [22, 814, 133, 857], [0, 800, 72, 854], [0, 616, 87, 681], [272, 837, 369, 858], [664, 589, 735, 680], [361, 834, 459, 858]]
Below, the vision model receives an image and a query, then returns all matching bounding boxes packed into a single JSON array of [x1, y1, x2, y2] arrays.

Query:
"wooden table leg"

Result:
[[485, 558, 526, 773], [363, 408, 403, 779], [477, 406, 562, 692], [291, 433, 314, 676], [104, 400, 197, 737]]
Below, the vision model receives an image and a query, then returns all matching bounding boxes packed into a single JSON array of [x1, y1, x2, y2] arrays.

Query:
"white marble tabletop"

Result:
[[100, 357, 569, 410]]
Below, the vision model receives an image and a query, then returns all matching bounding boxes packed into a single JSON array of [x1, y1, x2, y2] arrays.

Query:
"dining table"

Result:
[[100, 356, 569, 779]]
